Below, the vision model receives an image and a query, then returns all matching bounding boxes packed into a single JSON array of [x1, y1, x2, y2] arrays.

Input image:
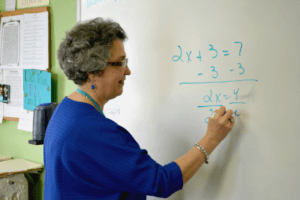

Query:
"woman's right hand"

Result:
[[206, 106, 235, 145]]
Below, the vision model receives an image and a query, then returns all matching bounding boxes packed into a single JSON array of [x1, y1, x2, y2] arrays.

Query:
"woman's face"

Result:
[[94, 39, 131, 100], [0, 87, 2, 95]]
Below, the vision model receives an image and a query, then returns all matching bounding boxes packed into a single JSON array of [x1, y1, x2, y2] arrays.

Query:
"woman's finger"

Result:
[[215, 106, 226, 118]]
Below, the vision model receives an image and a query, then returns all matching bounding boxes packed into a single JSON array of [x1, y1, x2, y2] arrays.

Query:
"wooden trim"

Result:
[[0, 7, 51, 121], [3, 117, 19, 121], [0, 7, 49, 17]]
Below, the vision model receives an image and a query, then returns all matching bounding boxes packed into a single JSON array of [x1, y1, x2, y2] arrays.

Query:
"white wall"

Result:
[[80, 1, 300, 199]]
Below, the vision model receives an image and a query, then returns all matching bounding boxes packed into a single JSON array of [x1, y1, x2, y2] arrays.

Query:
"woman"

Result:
[[44, 18, 235, 200]]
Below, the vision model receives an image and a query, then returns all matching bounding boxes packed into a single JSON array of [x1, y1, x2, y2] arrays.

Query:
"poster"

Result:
[[23, 69, 51, 111]]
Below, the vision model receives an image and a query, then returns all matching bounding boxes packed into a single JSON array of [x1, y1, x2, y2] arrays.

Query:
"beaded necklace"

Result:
[[76, 88, 105, 116]]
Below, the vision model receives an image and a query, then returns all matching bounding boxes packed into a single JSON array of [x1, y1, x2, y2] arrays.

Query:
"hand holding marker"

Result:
[[206, 106, 235, 144]]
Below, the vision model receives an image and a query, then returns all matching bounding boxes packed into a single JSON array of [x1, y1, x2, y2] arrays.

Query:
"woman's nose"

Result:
[[125, 65, 131, 75]]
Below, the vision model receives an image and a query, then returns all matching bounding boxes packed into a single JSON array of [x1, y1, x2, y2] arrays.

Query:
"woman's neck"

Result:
[[68, 87, 106, 112]]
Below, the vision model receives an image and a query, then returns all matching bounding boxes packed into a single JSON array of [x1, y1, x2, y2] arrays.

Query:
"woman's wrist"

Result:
[[174, 135, 220, 184], [197, 134, 219, 156]]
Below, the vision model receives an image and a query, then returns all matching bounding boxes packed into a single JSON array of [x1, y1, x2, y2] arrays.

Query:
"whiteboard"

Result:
[[80, 1, 300, 199]]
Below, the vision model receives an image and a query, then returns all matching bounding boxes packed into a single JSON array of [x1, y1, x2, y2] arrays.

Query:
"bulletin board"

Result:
[[0, 7, 50, 121]]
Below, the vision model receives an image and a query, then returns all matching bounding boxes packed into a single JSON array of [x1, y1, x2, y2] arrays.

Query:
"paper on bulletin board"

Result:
[[23, 69, 51, 111], [0, 15, 22, 68], [18, 0, 49, 9], [0, 12, 49, 70], [17, 109, 34, 132], [6, 0, 16, 11], [3, 69, 23, 118], [0, 69, 3, 82]]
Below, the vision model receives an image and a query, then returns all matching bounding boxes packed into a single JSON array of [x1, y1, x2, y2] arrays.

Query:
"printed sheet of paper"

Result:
[[6, 0, 16, 11], [0, 69, 3, 82], [22, 12, 49, 70], [0, 12, 49, 70], [3, 69, 23, 118], [0, 15, 22, 68], [18, 109, 33, 132]]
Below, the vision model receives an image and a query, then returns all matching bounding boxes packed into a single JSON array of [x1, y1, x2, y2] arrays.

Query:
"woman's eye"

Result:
[[112, 62, 122, 66]]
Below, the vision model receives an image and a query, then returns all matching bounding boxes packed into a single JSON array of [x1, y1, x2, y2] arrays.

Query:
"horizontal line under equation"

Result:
[[198, 102, 246, 108], [180, 79, 258, 85]]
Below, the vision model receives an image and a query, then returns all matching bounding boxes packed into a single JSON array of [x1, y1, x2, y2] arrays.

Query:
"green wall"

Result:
[[0, 1, 78, 199]]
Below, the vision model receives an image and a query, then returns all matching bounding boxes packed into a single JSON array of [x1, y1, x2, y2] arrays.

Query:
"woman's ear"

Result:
[[86, 71, 104, 82], [86, 72, 92, 82]]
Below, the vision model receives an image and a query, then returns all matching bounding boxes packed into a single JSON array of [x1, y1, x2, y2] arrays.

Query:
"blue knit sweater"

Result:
[[44, 97, 183, 199]]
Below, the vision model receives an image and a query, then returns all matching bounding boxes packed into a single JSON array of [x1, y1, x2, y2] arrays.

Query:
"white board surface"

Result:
[[80, 1, 300, 199]]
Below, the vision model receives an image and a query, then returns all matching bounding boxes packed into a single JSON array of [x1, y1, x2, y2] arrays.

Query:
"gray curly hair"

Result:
[[57, 17, 128, 85]]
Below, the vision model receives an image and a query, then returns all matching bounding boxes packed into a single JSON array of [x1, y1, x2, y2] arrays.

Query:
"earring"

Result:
[[91, 82, 95, 89]]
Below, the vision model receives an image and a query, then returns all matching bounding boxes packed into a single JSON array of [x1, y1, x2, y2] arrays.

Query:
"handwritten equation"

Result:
[[172, 41, 258, 123], [173, 42, 246, 79], [87, 0, 117, 9], [173, 42, 243, 61]]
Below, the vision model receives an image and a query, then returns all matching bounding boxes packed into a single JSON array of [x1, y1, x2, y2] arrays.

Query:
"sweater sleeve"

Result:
[[61, 120, 183, 198]]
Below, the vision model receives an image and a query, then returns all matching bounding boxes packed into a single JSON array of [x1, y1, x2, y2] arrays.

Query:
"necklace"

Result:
[[76, 88, 105, 116]]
